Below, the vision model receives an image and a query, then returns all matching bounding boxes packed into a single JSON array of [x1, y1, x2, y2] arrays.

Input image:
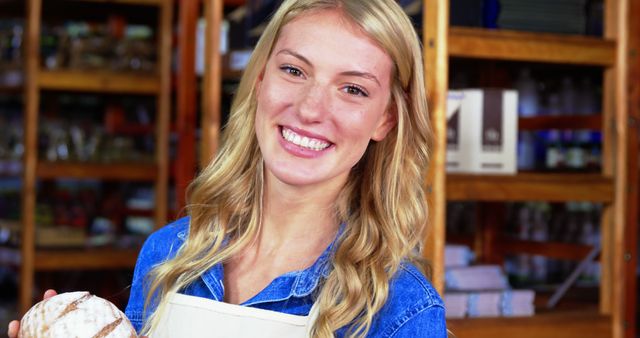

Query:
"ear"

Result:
[[371, 105, 397, 141]]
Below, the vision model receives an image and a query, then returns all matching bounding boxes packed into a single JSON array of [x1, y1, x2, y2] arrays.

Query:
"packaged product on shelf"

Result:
[[497, 0, 587, 34], [444, 289, 536, 319], [514, 68, 539, 117], [468, 291, 501, 317], [35, 226, 86, 248], [501, 289, 535, 317], [445, 265, 509, 291], [0, 19, 24, 87], [445, 244, 475, 268], [446, 89, 518, 174], [444, 293, 468, 319], [446, 91, 465, 172]]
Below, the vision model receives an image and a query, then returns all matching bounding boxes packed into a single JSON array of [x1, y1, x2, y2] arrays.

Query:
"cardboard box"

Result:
[[446, 89, 518, 174]]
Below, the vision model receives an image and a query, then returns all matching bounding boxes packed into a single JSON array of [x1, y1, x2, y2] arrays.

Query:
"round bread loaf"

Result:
[[19, 291, 137, 338]]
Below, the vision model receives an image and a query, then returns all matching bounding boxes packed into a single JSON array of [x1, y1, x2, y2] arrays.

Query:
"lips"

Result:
[[280, 126, 332, 151]]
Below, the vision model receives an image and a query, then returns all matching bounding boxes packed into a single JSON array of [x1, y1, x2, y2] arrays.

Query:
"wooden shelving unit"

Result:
[[448, 27, 616, 66], [0, 247, 139, 270], [38, 70, 160, 94], [518, 114, 602, 131], [423, 1, 632, 337], [19, 0, 173, 314], [191, 0, 635, 337], [36, 162, 158, 180], [447, 173, 614, 202], [33, 248, 139, 270], [448, 310, 611, 338]]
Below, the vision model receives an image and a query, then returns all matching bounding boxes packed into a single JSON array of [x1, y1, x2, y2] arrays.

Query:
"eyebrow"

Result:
[[276, 49, 312, 67], [275, 48, 382, 87], [339, 70, 381, 87]]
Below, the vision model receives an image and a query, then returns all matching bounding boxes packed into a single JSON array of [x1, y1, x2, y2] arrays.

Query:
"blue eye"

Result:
[[343, 85, 368, 97], [280, 65, 304, 77]]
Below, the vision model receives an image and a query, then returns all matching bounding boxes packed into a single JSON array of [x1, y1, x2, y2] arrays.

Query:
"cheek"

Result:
[[257, 79, 297, 117], [338, 107, 386, 142]]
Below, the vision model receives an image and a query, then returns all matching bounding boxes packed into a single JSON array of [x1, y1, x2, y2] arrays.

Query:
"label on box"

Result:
[[446, 89, 518, 174]]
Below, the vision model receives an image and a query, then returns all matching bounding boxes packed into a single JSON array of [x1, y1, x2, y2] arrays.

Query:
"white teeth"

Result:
[[281, 127, 330, 151], [301, 137, 310, 148]]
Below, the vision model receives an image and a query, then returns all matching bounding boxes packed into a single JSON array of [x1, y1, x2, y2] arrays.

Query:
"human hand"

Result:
[[7, 289, 58, 338]]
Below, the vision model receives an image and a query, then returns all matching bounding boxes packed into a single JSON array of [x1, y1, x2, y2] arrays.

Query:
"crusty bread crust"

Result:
[[19, 291, 137, 338]]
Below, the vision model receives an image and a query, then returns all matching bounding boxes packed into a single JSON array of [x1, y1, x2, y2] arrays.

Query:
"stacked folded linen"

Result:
[[444, 244, 536, 319], [468, 291, 502, 318], [445, 244, 475, 268], [444, 293, 468, 319], [445, 265, 509, 291], [501, 289, 535, 317], [444, 290, 536, 319]]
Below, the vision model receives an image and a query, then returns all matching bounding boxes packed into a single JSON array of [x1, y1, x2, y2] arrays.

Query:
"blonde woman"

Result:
[[9, 0, 445, 337]]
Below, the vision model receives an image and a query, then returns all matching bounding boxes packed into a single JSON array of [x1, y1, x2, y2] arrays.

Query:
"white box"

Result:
[[446, 89, 518, 174], [446, 91, 467, 172]]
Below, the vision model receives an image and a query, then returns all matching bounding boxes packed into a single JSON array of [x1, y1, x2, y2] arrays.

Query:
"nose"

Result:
[[296, 81, 330, 123]]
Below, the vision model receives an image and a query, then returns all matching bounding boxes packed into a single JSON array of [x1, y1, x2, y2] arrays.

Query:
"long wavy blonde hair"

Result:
[[141, 0, 431, 337]]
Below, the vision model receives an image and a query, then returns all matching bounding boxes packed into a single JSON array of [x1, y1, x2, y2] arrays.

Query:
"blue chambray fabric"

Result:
[[125, 217, 447, 337]]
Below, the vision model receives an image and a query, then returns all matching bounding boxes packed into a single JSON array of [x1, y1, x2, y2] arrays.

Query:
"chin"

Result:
[[269, 168, 326, 187]]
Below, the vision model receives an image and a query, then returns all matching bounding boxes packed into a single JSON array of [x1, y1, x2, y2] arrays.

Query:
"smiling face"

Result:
[[254, 9, 396, 192]]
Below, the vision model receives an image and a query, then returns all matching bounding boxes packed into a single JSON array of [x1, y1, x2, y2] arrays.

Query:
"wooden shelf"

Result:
[[519, 115, 602, 131], [37, 162, 157, 181], [34, 247, 139, 270], [447, 173, 614, 202], [449, 27, 616, 66], [500, 239, 594, 261], [0, 246, 139, 270], [447, 311, 611, 338], [38, 70, 160, 94]]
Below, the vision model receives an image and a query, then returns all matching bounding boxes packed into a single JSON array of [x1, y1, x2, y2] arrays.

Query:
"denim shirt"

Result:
[[125, 217, 447, 337]]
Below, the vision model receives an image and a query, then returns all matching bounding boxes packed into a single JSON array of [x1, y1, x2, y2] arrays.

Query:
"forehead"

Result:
[[273, 9, 393, 80]]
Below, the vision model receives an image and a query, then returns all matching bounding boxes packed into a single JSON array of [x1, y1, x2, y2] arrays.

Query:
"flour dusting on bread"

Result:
[[19, 291, 137, 338]]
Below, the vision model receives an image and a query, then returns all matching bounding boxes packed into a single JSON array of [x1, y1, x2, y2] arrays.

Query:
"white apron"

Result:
[[151, 293, 319, 338]]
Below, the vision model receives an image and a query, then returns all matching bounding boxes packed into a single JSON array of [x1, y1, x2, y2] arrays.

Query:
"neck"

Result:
[[258, 171, 345, 250]]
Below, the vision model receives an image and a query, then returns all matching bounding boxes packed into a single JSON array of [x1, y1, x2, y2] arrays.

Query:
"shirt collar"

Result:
[[176, 220, 345, 305]]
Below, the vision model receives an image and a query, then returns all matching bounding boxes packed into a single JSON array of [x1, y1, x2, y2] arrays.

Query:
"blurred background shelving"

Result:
[[1, 1, 639, 338]]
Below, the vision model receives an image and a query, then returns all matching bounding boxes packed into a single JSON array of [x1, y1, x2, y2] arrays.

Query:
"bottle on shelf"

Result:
[[512, 205, 533, 284], [530, 204, 549, 283], [566, 131, 587, 170], [545, 130, 564, 170], [514, 68, 539, 117], [560, 76, 577, 115], [586, 131, 602, 170], [576, 76, 599, 115]]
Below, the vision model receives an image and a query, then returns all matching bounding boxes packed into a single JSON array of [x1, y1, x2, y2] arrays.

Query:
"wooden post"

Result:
[[155, 0, 172, 228], [603, 2, 629, 338], [623, 1, 639, 337], [422, 0, 449, 293], [175, 0, 199, 211], [21, 0, 42, 315], [201, 0, 222, 168]]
